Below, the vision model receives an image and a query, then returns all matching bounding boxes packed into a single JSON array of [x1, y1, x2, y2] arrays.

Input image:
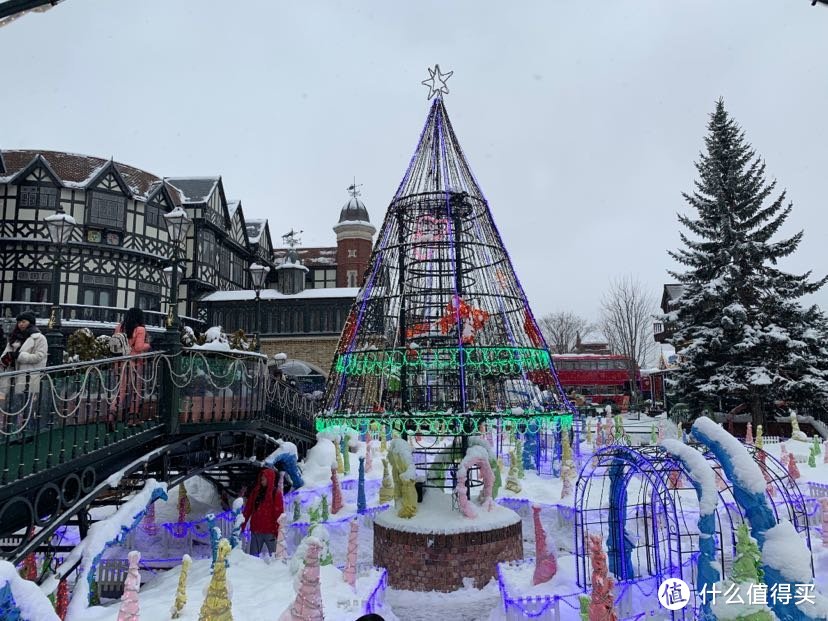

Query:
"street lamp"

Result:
[[44, 205, 76, 365], [249, 262, 270, 352], [161, 207, 192, 335]]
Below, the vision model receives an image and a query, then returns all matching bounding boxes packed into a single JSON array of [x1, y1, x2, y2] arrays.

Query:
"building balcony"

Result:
[[0, 301, 204, 335], [653, 320, 674, 344]]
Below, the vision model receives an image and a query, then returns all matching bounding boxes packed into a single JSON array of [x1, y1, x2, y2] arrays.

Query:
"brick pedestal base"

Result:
[[373, 521, 523, 592]]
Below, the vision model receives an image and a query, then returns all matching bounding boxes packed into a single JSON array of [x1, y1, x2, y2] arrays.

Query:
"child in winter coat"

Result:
[[242, 468, 284, 558]]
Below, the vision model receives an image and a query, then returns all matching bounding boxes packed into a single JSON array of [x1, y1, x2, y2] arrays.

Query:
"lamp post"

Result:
[[44, 205, 76, 365], [159, 206, 192, 435], [249, 262, 270, 352], [161, 207, 192, 337]]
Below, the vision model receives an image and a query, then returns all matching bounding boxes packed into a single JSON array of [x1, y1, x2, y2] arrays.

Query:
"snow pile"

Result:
[[762, 521, 814, 584], [0, 561, 60, 621], [692, 416, 765, 494], [54, 479, 168, 620], [661, 439, 718, 515], [762, 520, 828, 617], [301, 437, 338, 485], [264, 438, 298, 465]]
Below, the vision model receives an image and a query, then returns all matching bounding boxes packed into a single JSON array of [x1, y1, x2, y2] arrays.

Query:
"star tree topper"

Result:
[[421, 64, 453, 99]]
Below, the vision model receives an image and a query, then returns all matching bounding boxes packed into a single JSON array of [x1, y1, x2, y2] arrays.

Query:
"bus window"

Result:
[[598, 360, 609, 370]]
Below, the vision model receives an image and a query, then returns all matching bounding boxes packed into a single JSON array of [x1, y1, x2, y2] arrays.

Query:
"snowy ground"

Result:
[[13, 416, 828, 620]]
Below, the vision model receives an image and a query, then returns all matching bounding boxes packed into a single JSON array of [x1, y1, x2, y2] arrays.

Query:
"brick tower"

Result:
[[333, 185, 375, 288]]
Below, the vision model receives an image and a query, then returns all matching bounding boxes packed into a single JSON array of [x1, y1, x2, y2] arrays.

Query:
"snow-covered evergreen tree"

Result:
[[667, 99, 828, 426]]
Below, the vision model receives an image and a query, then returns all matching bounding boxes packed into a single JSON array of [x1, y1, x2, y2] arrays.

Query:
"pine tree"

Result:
[[667, 99, 828, 426], [117, 550, 141, 621], [732, 523, 762, 584], [199, 539, 233, 621], [170, 554, 192, 619]]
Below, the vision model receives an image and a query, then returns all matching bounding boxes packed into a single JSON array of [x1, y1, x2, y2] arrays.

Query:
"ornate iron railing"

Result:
[[0, 349, 317, 489]]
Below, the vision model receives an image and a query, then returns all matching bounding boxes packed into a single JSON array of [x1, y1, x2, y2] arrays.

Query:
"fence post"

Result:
[[160, 326, 182, 435]]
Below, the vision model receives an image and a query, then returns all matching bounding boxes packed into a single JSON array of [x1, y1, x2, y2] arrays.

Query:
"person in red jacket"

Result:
[[242, 467, 284, 558]]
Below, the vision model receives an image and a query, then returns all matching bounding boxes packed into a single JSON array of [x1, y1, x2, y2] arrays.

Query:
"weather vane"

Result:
[[282, 229, 303, 248], [347, 178, 362, 198], [421, 64, 453, 99]]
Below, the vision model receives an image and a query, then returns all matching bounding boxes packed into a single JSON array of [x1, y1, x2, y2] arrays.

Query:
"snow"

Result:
[[55, 479, 168, 620], [0, 561, 60, 621], [763, 520, 815, 584], [77, 548, 389, 621], [374, 490, 521, 535], [301, 437, 338, 485], [661, 439, 718, 515], [692, 416, 766, 494]]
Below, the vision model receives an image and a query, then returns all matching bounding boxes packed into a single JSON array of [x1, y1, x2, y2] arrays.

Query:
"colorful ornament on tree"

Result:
[[199, 539, 233, 621], [170, 554, 192, 619], [343, 519, 359, 589], [531, 505, 557, 585], [117, 550, 141, 621]]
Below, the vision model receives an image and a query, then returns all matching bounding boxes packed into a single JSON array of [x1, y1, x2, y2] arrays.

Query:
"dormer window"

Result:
[[88, 191, 126, 230], [19, 185, 58, 209]]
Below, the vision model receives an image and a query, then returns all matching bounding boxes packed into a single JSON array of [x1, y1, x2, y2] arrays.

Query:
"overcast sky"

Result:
[[2, 0, 827, 330]]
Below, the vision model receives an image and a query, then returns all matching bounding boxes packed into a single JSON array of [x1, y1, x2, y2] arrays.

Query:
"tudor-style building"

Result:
[[0, 150, 275, 335], [199, 189, 377, 373]]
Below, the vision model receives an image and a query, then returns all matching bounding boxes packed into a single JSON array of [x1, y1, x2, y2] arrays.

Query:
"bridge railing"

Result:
[[0, 352, 165, 485], [0, 348, 318, 488]]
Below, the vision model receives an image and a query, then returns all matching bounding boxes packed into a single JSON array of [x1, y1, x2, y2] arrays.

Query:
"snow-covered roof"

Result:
[[199, 287, 359, 302], [227, 200, 241, 216], [0, 149, 179, 202], [245, 219, 266, 244], [339, 197, 370, 223], [273, 246, 338, 267], [164, 177, 220, 204]]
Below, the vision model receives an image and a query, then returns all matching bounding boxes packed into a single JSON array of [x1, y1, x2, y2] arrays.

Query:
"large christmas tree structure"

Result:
[[319, 65, 573, 441], [667, 99, 828, 426]]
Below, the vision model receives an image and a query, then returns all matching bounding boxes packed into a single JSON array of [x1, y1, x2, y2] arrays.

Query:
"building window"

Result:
[[348, 248, 357, 258], [18, 185, 58, 209], [13, 283, 49, 304], [80, 286, 115, 308], [136, 292, 161, 312], [347, 270, 358, 288], [200, 230, 216, 266], [145, 204, 160, 228], [88, 192, 126, 229], [311, 268, 337, 289]]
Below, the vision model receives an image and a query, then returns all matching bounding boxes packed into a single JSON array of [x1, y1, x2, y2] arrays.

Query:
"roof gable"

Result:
[[164, 177, 220, 204], [10, 154, 62, 186], [87, 161, 133, 197]]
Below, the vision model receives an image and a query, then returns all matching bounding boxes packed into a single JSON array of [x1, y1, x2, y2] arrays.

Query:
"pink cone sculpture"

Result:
[[532, 505, 557, 585], [330, 466, 344, 515], [821, 498, 828, 548], [588, 533, 618, 621], [365, 441, 374, 475], [745, 422, 754, 445], [343, 518, 359, 589], [117, 550, 141, 621], [279, 539, 324, 621], [275, 513, 288, 561], [788, 453, 801, 480]]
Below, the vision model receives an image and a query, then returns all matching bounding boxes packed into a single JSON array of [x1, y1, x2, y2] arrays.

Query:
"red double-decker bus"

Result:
[[551, 354, 643, 410]]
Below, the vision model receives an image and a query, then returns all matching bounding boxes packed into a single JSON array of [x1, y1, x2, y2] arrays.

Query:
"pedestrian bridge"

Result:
[[0, 348, 318, 566]]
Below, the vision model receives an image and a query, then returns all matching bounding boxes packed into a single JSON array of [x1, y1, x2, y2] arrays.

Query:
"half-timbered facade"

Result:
[[0, 150, 276, 335]]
